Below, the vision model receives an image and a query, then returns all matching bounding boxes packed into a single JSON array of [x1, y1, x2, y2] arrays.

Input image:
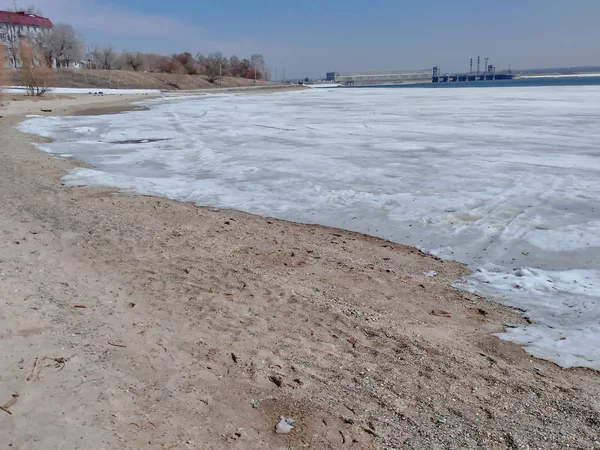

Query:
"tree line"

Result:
[[2, 5, 270, 90], [87, 48, 269, 82]]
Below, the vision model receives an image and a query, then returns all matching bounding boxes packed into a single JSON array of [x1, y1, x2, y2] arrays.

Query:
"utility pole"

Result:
[[219, 63, 222, 87], [282, 69, 285, 83]]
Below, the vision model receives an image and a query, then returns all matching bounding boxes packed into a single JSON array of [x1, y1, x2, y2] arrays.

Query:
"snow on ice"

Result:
[[19, 86, 600, 369]]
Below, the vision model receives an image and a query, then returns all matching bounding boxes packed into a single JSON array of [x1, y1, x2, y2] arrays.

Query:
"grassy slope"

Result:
[[9, 68, 277, 90]]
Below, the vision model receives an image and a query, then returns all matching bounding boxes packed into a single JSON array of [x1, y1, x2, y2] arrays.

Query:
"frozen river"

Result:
[[20, 86, 600, 369]]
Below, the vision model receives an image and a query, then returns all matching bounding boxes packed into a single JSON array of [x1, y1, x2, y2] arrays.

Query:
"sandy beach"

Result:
[[1, 92, 599, 449]]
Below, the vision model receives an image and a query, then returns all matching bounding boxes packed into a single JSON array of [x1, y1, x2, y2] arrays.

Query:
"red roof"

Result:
[[0, 10, 53, 27]]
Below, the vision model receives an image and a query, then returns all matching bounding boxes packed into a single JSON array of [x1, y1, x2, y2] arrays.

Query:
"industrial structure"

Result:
[[0, 10, 54, 67], [327, 57, 514, 86], [326, 70, 431, 86], [432, 57, 513, 83]]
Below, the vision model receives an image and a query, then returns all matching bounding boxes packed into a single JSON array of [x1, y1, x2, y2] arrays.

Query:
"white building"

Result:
[[0, 10, 54, 68]]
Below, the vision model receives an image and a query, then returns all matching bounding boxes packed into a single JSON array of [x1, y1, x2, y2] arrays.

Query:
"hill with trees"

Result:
[[1, 5, 275, 93]]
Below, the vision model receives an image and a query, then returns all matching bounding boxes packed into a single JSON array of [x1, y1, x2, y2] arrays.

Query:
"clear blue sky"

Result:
[[23, 0, 600, 78]]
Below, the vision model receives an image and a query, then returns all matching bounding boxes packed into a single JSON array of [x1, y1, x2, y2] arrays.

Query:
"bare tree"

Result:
[[239, 58, 251, 77], [228, 55, 241, 77], [203, 52, 226, 83], [123, 51, 143, 71], [174, 60, 186, 87], [56, 24, 82, 67], [250, 54, 266, 74], [100, 46, 118, 70], [164, 59, 186, 89], [89, 45, 117, 70], [172, 52, 196, 74], [219, 55, 230, 77], [19, 39, 54, 96], [194, 53, 207, 75], [37, 23, 82, 68], [144, 53, 167, 72], [86, 45, 99, 69], [244, 68, 263, 80]]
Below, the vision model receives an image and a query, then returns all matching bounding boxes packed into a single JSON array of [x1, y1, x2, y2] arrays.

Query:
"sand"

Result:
[[0, 93, 599, 450]]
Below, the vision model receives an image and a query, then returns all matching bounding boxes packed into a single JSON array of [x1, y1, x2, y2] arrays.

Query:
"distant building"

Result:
[[325, 70, 431, 86], [0, 10, 54, 68]]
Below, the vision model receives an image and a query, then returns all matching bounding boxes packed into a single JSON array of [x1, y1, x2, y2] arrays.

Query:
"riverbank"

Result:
[[7, 68, 282, 91], [0, 84, 305, 117], [1, 94, 599, 449]]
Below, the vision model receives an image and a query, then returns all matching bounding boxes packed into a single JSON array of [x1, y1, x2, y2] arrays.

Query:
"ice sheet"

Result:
[[456, 266, 600, 368], [19, 86, 600, 369]]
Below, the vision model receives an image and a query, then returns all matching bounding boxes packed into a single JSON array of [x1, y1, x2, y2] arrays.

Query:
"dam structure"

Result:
[[327, 58, 514, 86], [326, 70, 432, 86], [432, 65, 514, 83]]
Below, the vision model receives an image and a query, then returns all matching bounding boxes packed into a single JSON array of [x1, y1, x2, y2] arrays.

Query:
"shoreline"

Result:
[[1, 93, 599, 449], [0, 84, 305, 118]]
